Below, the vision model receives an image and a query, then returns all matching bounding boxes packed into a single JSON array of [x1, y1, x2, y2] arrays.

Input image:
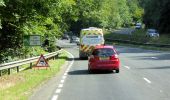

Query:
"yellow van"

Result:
[[79, 27, 105, 59]]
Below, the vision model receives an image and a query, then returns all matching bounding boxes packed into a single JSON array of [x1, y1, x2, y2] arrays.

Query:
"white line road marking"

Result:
[[151, 57, 158, 59], [58, 84, 63, 88], [160, 90, 163, 93], [64, 73, 67, 76], [60, 80, 65, 83], [65, 69, 69, 72], [65, 71, 69, 73], [51, 50, 74, 100], [66, 68, 70, 72], [143, 78, 152, 84], [62, 76, 67, 79], [55, 89, 62, 94], [124, 66, 130, 69], [51, 95, 58, 100]]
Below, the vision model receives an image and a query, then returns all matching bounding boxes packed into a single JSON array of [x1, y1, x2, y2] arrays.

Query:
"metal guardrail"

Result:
[[106, 38, 170, 48], [0, 50, 62, 76]]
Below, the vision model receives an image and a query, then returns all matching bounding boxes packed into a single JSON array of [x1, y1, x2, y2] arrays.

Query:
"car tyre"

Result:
[[79, 52, 83, 60], [79, 54, 83, 60], [88, 66, 92, 74], [115, 69, 119, 73]]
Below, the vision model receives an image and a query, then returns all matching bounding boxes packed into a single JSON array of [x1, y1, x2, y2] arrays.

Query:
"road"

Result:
[[30, 39, 170, 100]]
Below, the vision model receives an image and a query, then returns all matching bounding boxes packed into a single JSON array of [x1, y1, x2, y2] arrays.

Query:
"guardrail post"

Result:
[[8, 68, 11, 75], [0, 70, 2, 76], [47, 58, 49, 61], [17, 66, 19, 72], [30, 63, 32, 69], [55, 53, 59, 59]]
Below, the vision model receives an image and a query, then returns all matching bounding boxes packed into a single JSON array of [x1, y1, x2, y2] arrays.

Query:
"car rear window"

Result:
[[148, 29, 157, 33], [148, 30, 156, 33], [92, 48, 115, 56]]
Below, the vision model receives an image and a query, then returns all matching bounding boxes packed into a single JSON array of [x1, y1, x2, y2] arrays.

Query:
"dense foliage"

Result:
[[141, 0, 170, 34], [0, 0, 143, 63]]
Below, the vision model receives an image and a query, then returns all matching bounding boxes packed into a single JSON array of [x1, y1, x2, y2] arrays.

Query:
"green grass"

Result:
[[104, 29, 150, 43], [132, 29, 170, 44], [0, 51, 67, 100]]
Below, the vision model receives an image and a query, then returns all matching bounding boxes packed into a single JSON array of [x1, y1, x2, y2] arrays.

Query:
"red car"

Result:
[[88, 45, 120, 73]]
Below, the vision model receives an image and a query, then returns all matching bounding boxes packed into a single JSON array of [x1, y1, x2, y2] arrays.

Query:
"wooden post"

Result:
[[0, 70, 2, 76], [55, 53, 59, 59], [30, 63, 32, 69], [8, 68, 11, 75], [17, 66, 19, 72]]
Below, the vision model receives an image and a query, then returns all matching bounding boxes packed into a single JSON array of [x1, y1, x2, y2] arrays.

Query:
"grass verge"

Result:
[[0, 51, 68, 100]]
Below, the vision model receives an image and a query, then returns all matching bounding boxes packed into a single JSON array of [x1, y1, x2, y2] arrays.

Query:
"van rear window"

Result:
[[86, 35, 99, 38]]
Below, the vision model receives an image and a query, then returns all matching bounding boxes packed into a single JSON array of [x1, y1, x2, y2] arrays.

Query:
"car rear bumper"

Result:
[[89, 62, 119, 70]]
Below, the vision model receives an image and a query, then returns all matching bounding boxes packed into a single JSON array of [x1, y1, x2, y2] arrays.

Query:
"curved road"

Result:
[[30, 39, 170, 100]]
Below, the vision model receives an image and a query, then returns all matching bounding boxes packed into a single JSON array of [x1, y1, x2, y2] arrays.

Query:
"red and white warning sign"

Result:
[[35, 54, 49, 68]]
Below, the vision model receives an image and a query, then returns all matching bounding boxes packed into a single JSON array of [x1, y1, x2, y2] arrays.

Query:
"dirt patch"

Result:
[[0, 75, 25, 90]]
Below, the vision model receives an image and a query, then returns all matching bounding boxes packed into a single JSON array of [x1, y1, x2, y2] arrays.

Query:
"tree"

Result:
[[158, 1, 170, 33], [142, 0, 170, 34], [127, 0, 144, 23]]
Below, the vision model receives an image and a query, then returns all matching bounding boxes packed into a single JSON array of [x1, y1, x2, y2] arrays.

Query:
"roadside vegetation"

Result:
[[104, 29, 170, 51], [141, 0, 170, 34], [132, 29, 170, 44], [0, 51, 67, 100], [0, 0, 143, 63]]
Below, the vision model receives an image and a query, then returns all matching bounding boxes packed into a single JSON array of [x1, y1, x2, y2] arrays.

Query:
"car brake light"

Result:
[[94, 56, 99, 60], [89, 55, 99, 62], [110, 54, 118, 60]]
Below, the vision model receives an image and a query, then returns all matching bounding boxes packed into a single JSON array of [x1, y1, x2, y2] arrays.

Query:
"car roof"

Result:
[[72, 36, 78, 38], [94, 45, 114, 49], [136, 23, 141, 25], [81, 27, 102, 31]]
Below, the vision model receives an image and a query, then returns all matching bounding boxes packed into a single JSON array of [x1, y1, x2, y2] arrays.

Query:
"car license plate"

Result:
[[100, 57, 109, 60]]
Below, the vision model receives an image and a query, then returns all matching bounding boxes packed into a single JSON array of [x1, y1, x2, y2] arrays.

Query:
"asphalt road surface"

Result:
[[30, 39, 170, 100]]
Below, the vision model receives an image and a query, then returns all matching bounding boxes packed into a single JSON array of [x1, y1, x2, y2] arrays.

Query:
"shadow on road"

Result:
[[68, 69, 88, 75], [116, 46, 170, 60], [68, 69, 114, 75], [137, 66, 170, 70], [116, 47, 156, 54], [130, 53, 170, 61]]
